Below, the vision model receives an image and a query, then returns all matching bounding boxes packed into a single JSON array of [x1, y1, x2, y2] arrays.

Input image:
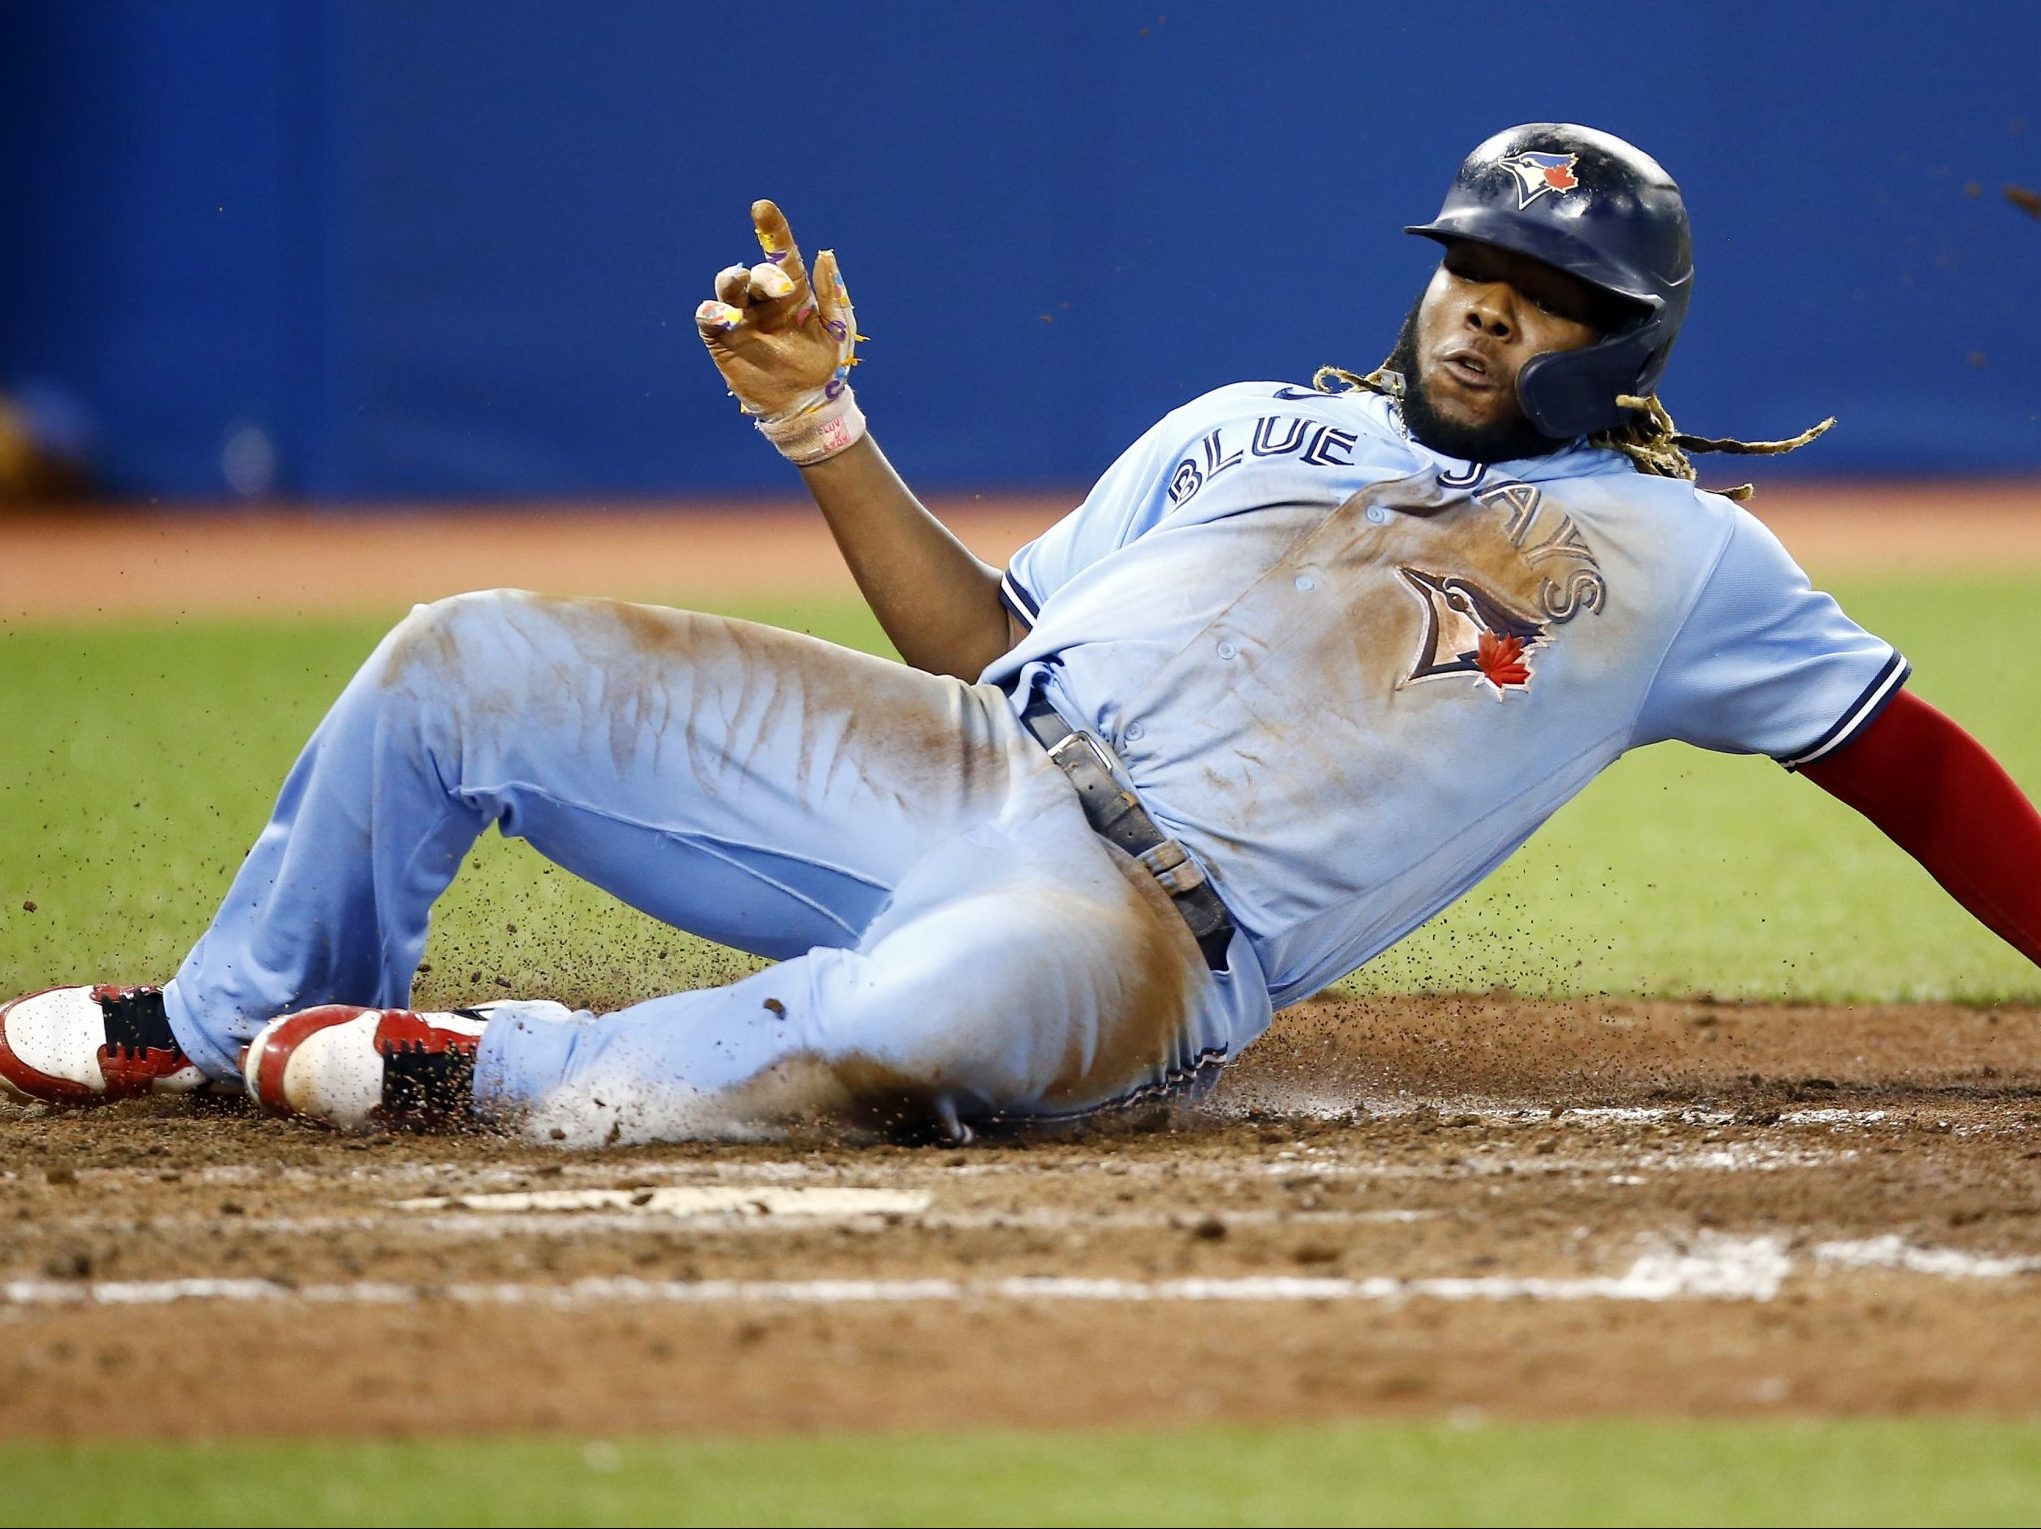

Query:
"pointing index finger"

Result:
[[751, 199, 810, 292]]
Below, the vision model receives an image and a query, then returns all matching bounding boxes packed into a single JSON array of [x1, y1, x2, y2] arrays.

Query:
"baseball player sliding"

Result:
[[5, 125, 2038, 1142]]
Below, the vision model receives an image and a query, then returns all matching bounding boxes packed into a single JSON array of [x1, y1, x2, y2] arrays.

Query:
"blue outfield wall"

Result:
[[0, 0, 2037, 502]]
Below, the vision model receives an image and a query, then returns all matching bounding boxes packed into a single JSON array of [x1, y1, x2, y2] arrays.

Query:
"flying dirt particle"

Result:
[[762, 998, 787, 1017], [19, 900, 34, 913], [2006, 184, 2041, 218], [43, 1166, 75, 1186]]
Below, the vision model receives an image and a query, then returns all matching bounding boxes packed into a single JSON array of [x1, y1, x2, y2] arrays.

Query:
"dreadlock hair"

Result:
[[1312, 364, 1834, 502]]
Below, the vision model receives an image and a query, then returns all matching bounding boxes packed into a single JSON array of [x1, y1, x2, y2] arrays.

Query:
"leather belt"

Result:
[[1020, 694, 1234, 970]]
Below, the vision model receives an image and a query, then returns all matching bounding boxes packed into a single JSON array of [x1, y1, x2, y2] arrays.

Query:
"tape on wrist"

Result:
[[757, 387, 866, 466]]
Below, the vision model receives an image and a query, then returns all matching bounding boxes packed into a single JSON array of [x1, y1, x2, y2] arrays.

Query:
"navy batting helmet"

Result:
[[1407, 123, 1693, 440]]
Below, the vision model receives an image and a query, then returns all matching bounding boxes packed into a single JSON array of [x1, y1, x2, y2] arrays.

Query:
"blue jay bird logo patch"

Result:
[[1499, 151, 1580, 209], [1397, 568, 1547, 698]]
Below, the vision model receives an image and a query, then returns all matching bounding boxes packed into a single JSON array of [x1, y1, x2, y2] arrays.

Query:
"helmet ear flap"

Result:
[[1517, 326, 1679, 439], [1515, 347, 1613, 439]]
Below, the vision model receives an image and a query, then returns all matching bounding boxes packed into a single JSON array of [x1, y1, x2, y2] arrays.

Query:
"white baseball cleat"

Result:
[[243, 1004, 497, 1131], [0, 985, 208, 1103]]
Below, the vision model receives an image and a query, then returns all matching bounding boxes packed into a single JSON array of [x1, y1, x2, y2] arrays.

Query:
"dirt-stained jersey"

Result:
[[985, 384, 1905, 1009]]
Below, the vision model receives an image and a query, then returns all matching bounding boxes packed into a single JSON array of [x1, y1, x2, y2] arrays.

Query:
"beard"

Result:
[[1381, 304, 1566, 464]]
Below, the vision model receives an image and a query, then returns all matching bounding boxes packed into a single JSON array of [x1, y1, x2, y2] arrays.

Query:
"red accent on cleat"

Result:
[[375, 1010, 481, 1055], [246, 1005, 376, 1119], [95, 1045, 196, 1098]]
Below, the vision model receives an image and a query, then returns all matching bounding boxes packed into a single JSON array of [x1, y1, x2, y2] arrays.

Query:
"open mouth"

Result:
[[1437, 348, 1497, 390]]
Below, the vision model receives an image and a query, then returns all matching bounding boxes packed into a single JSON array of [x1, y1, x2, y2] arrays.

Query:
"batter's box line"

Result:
[[1, 1233, 2031, 1311]]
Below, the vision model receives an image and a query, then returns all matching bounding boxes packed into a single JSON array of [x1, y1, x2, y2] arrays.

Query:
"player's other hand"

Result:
[[695, 201, 858, 422]]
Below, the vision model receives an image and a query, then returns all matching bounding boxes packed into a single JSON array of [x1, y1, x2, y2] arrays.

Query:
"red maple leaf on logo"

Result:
[[1477, 630, 1532, 693], [1544, 163, 1579, 192]]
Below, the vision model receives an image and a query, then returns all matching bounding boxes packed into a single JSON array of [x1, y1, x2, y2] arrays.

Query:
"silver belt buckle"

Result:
[[1045, 727, 1119, 784]]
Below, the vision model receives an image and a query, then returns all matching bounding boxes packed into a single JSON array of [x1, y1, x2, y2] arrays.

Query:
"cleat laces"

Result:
[[92, 985, 177, 1060], [378, 1035, 478, 1122]]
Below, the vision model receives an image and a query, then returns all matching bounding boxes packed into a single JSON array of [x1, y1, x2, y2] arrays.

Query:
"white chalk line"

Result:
[[0, 1235, 1787, 1309], [3, 1234, 2035, 1313], [393, 1186, 932, 1219], [1814, 1235, 2041, 1279]]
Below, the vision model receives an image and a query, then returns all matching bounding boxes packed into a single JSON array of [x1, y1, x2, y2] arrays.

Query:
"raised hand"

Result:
[[696, 201, 864, 463]]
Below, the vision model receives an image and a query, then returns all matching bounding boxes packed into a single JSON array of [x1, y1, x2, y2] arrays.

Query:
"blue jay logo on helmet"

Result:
[[1499, 151, 1580, 210]]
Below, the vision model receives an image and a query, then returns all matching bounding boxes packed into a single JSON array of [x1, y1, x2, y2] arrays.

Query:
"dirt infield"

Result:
[[4, 994, 2039, 1438], [4, 481, 2039, 1438], [3, 479, 2037, 625]]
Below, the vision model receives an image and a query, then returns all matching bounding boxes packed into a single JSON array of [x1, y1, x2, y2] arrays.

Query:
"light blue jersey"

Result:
[[987, 383, 1904, 1009], [156, 382, 1904, 1144]]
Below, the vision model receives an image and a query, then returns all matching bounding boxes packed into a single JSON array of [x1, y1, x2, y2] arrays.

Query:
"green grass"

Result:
[[1, 578, 2035, 1008], [3, 1419, 2038, 1526]]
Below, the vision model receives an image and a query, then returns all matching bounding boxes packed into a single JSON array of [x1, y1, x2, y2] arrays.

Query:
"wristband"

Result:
[[756, 385, 866, 467]]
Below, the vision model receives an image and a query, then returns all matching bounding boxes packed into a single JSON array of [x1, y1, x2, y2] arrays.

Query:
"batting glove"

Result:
[[695, 200, 865, 466]]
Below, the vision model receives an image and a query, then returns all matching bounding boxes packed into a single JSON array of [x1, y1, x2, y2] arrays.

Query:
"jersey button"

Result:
[[1215, 640, 1238, 661], [1123, 721, 1146, 743], [1293, 575, 1317, 592]]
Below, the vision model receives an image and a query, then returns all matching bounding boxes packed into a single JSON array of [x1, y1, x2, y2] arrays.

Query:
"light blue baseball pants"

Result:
[[160, 590, 1268, 1143]]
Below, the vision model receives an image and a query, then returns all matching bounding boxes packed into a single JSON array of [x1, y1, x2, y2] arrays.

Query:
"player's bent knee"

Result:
[[376, 589, 539, 692]]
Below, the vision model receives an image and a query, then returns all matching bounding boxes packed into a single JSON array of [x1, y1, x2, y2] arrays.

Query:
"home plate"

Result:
[[395, 1186, 931, 1220]]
